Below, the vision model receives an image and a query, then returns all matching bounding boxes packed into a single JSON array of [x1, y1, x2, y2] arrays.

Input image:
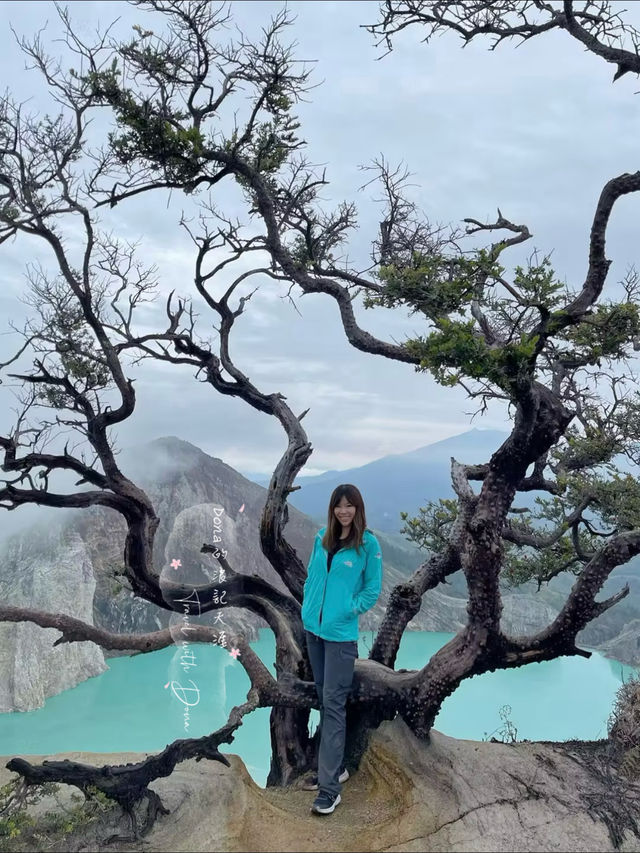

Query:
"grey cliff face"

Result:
[[0, 527, 106, 712]]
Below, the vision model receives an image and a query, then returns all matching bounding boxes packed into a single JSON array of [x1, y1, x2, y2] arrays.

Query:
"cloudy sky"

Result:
[[0, 0, 639, 502]]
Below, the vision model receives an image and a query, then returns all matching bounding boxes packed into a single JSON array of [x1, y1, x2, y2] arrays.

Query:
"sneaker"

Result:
[[302, 766, 349, 791], [311, 790, 341, 814]]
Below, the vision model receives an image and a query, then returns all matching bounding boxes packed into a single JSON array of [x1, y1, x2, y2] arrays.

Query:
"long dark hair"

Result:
[[321, 483, 368, 555]]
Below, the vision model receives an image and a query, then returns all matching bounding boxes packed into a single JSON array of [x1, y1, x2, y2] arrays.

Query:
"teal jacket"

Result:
[[301, 526, 383, 642]]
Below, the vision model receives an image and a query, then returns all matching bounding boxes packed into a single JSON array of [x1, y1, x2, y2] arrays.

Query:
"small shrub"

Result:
[[0, 777, 118, 852], [608, 673, 640, 778], [483, 704, 518, 743]]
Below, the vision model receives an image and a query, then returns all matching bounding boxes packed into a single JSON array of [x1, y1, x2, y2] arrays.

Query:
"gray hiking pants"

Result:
[[305, 629, 358, 797]]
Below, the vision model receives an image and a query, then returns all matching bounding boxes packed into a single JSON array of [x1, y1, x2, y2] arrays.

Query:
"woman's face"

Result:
[[334, 495, 356, 529]]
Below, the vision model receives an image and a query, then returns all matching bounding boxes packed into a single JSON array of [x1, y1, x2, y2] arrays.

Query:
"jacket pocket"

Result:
[[301, 573, 319, 628], [330, 597, 354, 626]]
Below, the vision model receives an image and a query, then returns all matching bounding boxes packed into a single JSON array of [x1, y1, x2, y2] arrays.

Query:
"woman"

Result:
[[300, 483, 383, 815]]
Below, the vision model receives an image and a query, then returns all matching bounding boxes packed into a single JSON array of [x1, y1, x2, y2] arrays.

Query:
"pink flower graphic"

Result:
[[170, 558, 182, 570], [229, 647, 241, 659], [344, 560, 353, 567]]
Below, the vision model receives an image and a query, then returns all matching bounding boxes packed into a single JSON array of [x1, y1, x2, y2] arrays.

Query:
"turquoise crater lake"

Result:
[[1, 629, 636, 788]]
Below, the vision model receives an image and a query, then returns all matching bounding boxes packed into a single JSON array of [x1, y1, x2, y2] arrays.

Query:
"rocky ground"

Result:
[[2, 717, 640, 853]]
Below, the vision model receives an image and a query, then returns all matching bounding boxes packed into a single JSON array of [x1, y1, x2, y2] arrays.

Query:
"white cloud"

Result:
[[251, 358, 330, 378]]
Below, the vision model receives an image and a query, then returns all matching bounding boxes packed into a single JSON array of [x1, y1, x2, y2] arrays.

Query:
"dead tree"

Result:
[[368, 0, 640, 84], [2, 0, 640, 841]]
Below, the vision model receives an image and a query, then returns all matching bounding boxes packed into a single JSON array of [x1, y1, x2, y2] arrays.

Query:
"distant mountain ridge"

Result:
[[241, 428, 511, 533], [0, 432, 638, 714], [238, 427, 640, 666]]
